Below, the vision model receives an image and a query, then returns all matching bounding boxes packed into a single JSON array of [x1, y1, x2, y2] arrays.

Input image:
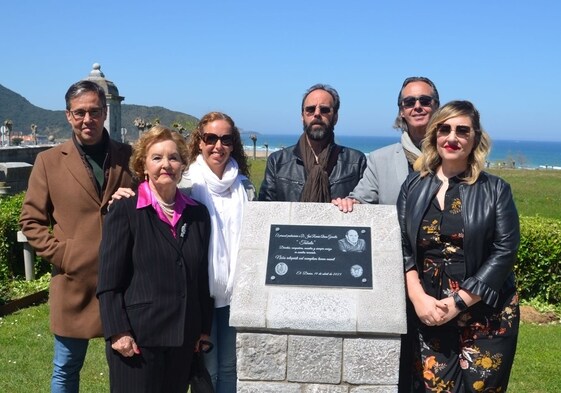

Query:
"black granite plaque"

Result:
[[265, 225, 372, 288]]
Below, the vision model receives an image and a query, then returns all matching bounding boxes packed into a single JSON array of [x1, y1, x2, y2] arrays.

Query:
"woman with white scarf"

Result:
[[180, 112, 254, 393]]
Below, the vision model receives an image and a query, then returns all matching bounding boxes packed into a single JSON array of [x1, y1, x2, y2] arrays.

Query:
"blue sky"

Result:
[[3, 1, 561, 141]]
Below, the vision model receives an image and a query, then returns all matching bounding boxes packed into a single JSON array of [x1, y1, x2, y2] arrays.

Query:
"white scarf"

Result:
[[187, 154, 248, 306], [400, 131, 422, 158]]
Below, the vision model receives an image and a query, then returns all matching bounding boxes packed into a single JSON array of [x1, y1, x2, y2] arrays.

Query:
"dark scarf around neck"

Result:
[[298, 133, 341, 202]]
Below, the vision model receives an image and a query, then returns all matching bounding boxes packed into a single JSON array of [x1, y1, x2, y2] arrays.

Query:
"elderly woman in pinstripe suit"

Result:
[[97, 126, 213, 393]]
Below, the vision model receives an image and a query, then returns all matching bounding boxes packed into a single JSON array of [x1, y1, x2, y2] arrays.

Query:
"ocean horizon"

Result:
[[242, 134, 561, 169]]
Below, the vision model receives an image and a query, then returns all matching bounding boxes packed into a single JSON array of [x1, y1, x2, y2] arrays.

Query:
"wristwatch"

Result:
[[453, 292, 468, 311]]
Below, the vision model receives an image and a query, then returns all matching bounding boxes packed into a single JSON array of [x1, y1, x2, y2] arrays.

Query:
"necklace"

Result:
[[157, 199, 175, 216]]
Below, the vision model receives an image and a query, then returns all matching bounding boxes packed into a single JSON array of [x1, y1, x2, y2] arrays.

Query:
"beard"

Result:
[[303, 119, 334, 141]]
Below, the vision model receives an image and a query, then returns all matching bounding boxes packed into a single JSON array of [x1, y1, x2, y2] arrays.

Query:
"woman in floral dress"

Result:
[[397, 100, 520, 392]]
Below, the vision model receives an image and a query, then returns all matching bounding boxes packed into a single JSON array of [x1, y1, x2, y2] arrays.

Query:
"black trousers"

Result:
[[106, 339, 195, 393]]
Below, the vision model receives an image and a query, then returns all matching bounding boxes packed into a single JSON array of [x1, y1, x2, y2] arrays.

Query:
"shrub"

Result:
[[0, 193, 49, 284], [515, 216, 561, 304], [0, 193, 26, 281]]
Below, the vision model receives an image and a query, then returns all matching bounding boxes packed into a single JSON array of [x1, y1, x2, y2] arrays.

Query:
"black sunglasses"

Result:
[[304, 105, 333, 115], [201, 133, 234, 146], [436, 123, 472, 139], [401, 95, 433, 108]]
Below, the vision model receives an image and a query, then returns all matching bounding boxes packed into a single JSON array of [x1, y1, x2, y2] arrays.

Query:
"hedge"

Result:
[[516, 216, 561, 304], [1, 194, 560, 305]]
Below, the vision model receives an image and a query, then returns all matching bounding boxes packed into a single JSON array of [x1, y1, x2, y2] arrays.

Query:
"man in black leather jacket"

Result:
[[258, 84, 366, 202]]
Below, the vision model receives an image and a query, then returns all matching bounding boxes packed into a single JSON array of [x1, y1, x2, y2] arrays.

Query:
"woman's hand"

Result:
[[111, 332, 141, 357], [434, 296, 460, 325], [411, 292, 448, 326], [108, 187, 136, 205], [436, 290, 481, 325], [406, 269, 447, 326], [195, 334, 211, 352]]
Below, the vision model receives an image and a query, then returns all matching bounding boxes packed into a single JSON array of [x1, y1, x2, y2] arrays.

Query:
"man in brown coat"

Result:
[[20, 80, 133, 393]]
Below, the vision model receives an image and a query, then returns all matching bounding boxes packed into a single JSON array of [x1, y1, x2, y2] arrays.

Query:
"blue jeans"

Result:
[[203, 306, 237, 393], [51, 335, 89, 393]]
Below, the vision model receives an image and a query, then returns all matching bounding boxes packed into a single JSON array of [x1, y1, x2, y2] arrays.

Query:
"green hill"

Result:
[[0, 84, 198, 140]]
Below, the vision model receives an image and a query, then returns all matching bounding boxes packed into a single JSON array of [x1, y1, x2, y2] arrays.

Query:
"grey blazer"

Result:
[[348, 142, 409, 205]]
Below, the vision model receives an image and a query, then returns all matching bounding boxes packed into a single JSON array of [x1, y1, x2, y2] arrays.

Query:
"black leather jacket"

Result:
[[397, 171, 520, 308], [258, 143, 367, 202]]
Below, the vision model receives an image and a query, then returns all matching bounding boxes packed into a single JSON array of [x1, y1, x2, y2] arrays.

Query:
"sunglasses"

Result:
[[201, 133, 234, 146], [401, 95, 433, 108], [436, 123, 472, 139], [304, 105, 333, 115]]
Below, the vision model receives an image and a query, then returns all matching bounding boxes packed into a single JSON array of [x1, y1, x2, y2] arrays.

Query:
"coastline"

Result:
[[243, 147, 561, 170]]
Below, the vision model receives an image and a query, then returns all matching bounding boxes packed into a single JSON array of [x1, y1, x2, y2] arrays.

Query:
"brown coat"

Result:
[[20, 136, 133, 338]]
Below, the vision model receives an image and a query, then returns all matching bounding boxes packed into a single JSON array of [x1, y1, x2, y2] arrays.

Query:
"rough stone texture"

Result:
[[0, 146, 52, 166], [230, 247, 269, 329], [287, 336, 342, 383], [0, 162, 33, 194], [230, 202, 407, 335], [268, 290, 356, 332], [237, 333, 287, 381], [350, 386, 397, 393], [238, 381, 302, 393], [343, 338, 400, 385], [303, 384, 350, 393]]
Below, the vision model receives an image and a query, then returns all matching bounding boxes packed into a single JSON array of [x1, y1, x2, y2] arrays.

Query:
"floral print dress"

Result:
[[411, 177, 519, 393]]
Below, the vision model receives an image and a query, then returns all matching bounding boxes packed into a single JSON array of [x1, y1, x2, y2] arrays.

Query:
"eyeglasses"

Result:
[[304, 105, 333, 115], [69, 108, 104, 120], [436, 123, 472, 139], [201, 133, 234, 146], [401, 95, 433, 108]]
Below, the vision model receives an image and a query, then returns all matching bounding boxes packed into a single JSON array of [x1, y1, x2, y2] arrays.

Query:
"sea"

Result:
[[241, 134, 561, 170]]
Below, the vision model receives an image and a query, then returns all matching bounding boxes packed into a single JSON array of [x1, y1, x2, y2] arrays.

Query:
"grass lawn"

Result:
[[0, 303, 108, 393], [1, 303, 560, 392], [488, 168, 561, 219], [509, 322, 561, 392]]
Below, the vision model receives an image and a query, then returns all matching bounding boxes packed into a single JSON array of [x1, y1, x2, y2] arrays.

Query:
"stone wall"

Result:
[[0, 162, 33, 194], [0, 145, 53, 195], [0, 145, 53, 165], [237, 333, 400, 393]]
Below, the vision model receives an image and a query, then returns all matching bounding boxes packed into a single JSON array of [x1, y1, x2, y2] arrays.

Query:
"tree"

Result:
[[249, 134, 257, 160], [134, 117, 146, 138], [30, 123, 38, 145]]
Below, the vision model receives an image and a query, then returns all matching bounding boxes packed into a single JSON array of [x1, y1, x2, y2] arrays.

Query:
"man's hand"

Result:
[[108, 187, 135, 205], [331, 197, 359, 213]]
